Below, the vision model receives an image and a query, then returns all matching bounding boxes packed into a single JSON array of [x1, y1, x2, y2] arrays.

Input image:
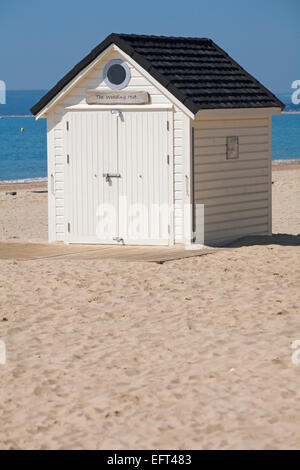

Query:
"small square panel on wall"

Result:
[[226, 136, 239, 160]]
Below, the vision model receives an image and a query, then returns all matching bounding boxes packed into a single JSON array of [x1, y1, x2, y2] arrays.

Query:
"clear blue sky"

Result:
[[1, 0, 299, 93]]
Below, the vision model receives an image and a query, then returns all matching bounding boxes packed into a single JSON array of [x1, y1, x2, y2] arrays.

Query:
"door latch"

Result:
[[103, 173, 121, 182], [113, 237, 124, 244], [111, 110, 122, 117]]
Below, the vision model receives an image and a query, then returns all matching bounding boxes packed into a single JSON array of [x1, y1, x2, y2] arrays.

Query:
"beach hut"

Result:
[[31, 33, 284, 246]]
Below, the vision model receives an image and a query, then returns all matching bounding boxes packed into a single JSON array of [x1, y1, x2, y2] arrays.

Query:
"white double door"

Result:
[[65, 110, 171, 245]]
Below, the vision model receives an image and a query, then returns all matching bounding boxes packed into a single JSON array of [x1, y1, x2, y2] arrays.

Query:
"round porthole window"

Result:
[[103, 59, 131, 90]]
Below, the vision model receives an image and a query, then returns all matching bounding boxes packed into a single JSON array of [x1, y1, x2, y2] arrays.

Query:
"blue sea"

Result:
[[0, 90, 299, 182]]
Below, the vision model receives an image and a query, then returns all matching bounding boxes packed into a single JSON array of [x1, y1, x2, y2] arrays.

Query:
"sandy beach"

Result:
[[0, 164, 299, 450]]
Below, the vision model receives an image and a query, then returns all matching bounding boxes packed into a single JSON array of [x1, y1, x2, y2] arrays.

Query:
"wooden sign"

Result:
[[86, 90, 149, 105]]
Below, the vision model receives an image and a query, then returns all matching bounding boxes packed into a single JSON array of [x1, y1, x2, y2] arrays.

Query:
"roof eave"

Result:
[[194, 106, 283, 119]]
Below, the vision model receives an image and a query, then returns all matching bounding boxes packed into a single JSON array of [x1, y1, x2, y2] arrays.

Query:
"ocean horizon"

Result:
[[0, 90, 300, 182]]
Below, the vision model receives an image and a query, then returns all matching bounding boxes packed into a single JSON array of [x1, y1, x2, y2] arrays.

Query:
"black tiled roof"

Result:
[[31, 33, 284, 116]]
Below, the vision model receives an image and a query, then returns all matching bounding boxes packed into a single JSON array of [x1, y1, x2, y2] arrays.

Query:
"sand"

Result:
[[0, 165, 300, 450], [0, 181, 48, 242]]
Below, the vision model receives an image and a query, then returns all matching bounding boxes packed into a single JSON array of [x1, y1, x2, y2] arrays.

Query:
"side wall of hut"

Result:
[[192, 115, 272, 244]]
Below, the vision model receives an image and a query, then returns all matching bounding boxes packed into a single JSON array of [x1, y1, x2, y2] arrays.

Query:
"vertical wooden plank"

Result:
[[65, 111, 72, 243], [86, 112, 92, 237], [167, 110, 174, 245], [117, 110, 169, 244], [268, 115, 272, 236], [183, 116, 192, 244], [143, 112, 149, 239], [191, 126, 195, 237], [46, 112, 56, 242]]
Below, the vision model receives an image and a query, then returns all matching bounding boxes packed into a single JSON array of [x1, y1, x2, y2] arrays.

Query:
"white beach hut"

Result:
[[31, 33, 284, 246]]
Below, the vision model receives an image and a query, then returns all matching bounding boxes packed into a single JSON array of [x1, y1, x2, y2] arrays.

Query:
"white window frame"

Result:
[[103, 59, 131, 90]]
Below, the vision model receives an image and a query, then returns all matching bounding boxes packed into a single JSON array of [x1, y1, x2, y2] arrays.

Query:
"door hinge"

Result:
[[167, 154, 170, 165], [168, 224, 170, 234], [66, 121, 69, 131], [67, 154, 70, 164], [167, 120, 169, 131], [68, 223, 70, 233]]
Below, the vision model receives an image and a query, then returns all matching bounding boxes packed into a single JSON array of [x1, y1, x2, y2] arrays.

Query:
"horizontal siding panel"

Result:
[[54, 138, 63, 148], [88, 66, 139, 79], [55, 198, 64, 208], [194, 119, 267, 129], [55, 181, 64, 190], [54, 129, 63, 139], [174, 208, 183, 218], [174, 190, 184, 199], [174, 119, 184, 130], [174, 156, 183, 165], [78, 78, 162, 90], [174, 164, 183, 174], [195, 167, 268, 182], [62, 95, 83, 106], [56, 216, 64, 224], [174, 173, 183, 183], [174, 221, 184, 227], [194, 183, 268, 199], [194, 143, 268, 156], [205, 215, 268, 233], [56, 224, 64, 233], [194, 159, 268, 172], [194, 126, 268, 138], [193, 152, 268, 164], [205, 207, 268, 224], [150, 95, 169, 104], [56, 207, 64, 216], [203, 199, 268, 214], [175, 182, 183, 191], [174, 147, 182, 156], [174, 129, 183, 138], [55, 163, 64, 172], [194, 134, 268, 147], [204, 224, 269, 243], [174, 138, 183, 147], [194, 175, 268, 191], [55, 189, 64, 198], [195, 192, 268, 207], [55, 172, 64, 183]]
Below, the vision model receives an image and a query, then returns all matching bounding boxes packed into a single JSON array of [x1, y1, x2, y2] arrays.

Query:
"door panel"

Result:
[[66, 111, 118, 243], [66, 110, 170, 245], [118, 111, 169, 244]]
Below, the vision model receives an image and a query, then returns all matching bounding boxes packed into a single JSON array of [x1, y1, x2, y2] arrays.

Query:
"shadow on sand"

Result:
[[226, 233, 300, 248]]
